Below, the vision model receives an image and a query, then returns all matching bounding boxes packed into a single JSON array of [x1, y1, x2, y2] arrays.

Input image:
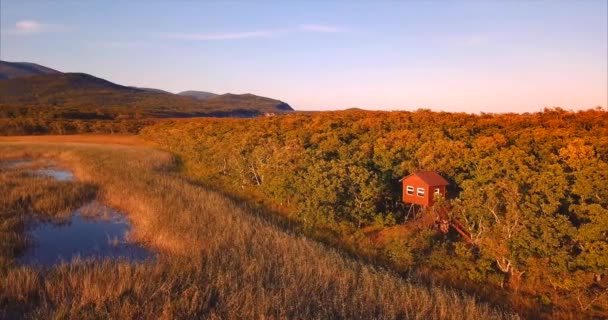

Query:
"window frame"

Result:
[[417, 187, 425, 197], [406, 185, 414, 195]]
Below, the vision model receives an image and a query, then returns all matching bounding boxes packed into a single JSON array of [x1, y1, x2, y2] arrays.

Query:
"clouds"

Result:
[[15, 20, 46, 33], [299, 24, 346, 33], [2, 18, 345, 42], [161, 24, 347, 41], [2, 20, 66, 35]]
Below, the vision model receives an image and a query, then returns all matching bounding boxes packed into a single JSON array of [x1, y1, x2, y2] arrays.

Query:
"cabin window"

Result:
[[434, 188, 440, 195], [417, 188, 425, 197], [406, 186, 414, 195]]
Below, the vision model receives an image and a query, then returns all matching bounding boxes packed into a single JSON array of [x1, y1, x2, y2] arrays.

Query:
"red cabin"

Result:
[[400, 171, 449, 207]]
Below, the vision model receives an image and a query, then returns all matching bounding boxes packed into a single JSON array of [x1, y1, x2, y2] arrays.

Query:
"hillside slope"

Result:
[[0, 60, 61, 80]]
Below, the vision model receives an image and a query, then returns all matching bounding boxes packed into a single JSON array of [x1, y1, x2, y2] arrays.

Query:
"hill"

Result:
[[207, 93, 293, 111], [132, 87, 174, 95], [178, 90, 218, 100], [0, 72, 293, 120], [0, 60, 61, 80]]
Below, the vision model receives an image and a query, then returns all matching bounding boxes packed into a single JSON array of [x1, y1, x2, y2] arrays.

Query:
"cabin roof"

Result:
[[399, 171, 449, 186]]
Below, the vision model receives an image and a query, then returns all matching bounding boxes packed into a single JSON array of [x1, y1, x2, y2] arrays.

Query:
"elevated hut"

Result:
[[400, 171, 472, 242], [399, 171, 449, 207]]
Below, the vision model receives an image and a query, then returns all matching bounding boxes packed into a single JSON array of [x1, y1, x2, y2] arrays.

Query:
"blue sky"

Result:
[[1, 1, 606, 112]]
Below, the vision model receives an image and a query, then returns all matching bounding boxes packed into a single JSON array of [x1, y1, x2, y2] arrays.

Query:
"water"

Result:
[[1, 160, 74, 181], [18, 204, 153, 267], [3, 159, 154, 266], [33, 168, 74, 181]]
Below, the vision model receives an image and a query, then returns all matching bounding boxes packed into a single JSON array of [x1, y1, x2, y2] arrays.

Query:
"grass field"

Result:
[[0, 137, 518, 319]]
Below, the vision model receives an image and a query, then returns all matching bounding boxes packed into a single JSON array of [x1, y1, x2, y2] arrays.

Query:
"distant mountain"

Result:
[[0, 72, 293, 118], [178, 90, 218, 100], [0, 73, 140, 103], [132, 87, 174, 95], [208, 93, 293, 111], [0, 60, 61, 80]]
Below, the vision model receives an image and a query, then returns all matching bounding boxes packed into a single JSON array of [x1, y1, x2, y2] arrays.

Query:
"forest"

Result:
[[141, 108, 608, 318]]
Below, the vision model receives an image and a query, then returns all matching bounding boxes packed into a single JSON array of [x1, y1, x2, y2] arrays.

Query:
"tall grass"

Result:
[[0, 143, 518, 319]]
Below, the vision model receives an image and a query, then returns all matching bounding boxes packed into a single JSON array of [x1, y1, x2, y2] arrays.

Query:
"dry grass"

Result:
[[0, 142, 518, 319], [0, 134, 151, 146], [77, 201, 123, 221]]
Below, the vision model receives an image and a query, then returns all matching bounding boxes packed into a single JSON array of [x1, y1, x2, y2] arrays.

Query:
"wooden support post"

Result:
[[450, 218, 474, 244]]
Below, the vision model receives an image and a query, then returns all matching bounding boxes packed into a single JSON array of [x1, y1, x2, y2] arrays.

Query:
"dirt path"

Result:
[[0, 135, 153, 147]]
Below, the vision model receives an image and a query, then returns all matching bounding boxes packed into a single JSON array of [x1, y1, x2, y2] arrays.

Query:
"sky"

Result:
[[1, 1, 606, 113]]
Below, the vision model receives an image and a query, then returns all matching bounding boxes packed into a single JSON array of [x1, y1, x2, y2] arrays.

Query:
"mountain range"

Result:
[[0, 60, 292, 119]]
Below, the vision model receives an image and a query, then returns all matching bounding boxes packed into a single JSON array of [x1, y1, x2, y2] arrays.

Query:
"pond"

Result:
[[18, 203, 153, 267], [1, 159, 154, 266]]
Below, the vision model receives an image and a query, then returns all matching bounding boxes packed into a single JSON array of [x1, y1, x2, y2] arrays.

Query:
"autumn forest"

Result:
[[142, 108, 608, 317]]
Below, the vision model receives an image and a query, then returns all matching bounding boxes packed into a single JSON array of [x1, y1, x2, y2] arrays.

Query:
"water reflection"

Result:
[[18, 203, 153, 267], [33, 168, 74, 181], [2, 158, 154, 266]]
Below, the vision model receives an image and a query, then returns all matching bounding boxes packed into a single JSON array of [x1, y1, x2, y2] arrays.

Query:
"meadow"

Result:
[[0, 140, 517, 319]]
